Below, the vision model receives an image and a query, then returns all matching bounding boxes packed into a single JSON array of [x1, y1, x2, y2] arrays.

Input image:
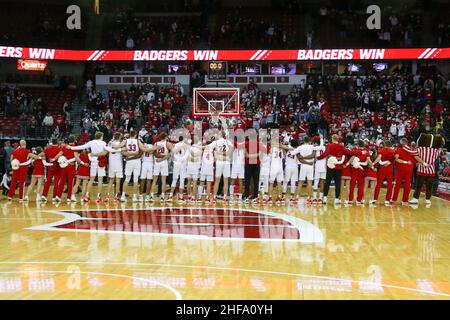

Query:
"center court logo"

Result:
[[27, 207, 324, 244]]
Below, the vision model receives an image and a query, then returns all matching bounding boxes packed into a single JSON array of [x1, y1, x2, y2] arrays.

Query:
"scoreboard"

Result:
[[208, 61, 228, 81]]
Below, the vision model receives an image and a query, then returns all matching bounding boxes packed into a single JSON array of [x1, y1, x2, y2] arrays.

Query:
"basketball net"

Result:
[[209, 110, 229, 134]]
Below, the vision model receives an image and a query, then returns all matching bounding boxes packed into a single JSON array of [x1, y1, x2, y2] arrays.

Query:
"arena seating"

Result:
[[0, 2, 87, 49], [0, 86, 74, 138]]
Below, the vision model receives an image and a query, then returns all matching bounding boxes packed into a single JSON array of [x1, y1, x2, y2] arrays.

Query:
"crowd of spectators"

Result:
[[78, 82, 187, 144], [315, 5, 426, 48], [227, 72, 450, 150], [0, 3, 87, 49], [0, 84, 72, 140], [99, 2, 447, 51], [104, 9, 210, 50]]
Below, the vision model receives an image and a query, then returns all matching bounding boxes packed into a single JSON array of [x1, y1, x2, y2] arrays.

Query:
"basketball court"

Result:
[[0, 193, 449, 300]]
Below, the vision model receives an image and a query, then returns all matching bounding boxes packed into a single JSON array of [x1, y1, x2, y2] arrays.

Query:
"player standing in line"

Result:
[[348, 140, 370, 205], [8, 140, 41, 201], [199, 137, 215, 204], [69, 131, 109, 203], [312, 136, 326, 204], [169, 136, 189, 203], [210, 131, 234, 204], [149, 133, 173, 202], [268, 137, 285, 205], [316, 134, 354, 204], [106, 132, 124, 202], [24, 147, 52, 202], [339, 152, 353, 204], [258, 135, 271, 204], [295, 136, 322, 204], [392, 138, 428, 205], [41, 138, 61, 202], [140, 135, 154, 202], [373, 140, 396, 205], [229, 137, 245, 204], [186, 138, 203, 204], [364, 148, 378, 205], [113, 130, 143, 202], [53, 135, 79, 202], [72, 149, 90, 201], [282, 139, 299, 203]]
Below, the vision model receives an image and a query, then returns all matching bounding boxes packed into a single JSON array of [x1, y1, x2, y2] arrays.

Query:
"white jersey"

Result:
[[260, 144, 271, 169], [285, 148, 299, 168], [71, 139, 107, 164], [202, 145, 214, 165], [232, 145, 245, 167], [125, 138, 139, 154], [270, 146, 284, 170], [155, 140, 169, 157], [108, 140, 123, 165], [173, 142, 189, 163], [211, 138, 233, 162], [295, 144, 316, 166], [314, 145, 326, 172], [188, 145, 202, 166], [142, 144, 154, 164]]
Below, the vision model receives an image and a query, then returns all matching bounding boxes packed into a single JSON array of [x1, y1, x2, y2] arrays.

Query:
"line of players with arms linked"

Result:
[[5, 126, 442, 206]]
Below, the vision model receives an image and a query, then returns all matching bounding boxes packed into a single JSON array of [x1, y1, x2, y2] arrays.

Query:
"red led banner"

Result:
[[0, 46, 449, 61], [17, 59, 48, 71]]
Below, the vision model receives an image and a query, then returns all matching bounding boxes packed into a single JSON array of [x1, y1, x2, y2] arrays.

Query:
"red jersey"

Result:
[[77, 153, 90, 177], [44, 145, 61, 170], [377, 147, 396, 171], [32, 158, 45, 176], [317, 143, 353, 170], [341, 155, 352, 177], [395, 145, 417, 171], [61, 144, 76, 160], [352, 148, 369, 172], [11, 147, 31, 163]]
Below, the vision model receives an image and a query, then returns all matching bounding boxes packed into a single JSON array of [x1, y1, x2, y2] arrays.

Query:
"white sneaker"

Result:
[[145, 195, 151, 202], [323, 196, 327, 204], [138, 195, 143, 202], [53, 196, 61, 202], [334, 199, 341, 204], [409, 198, 419, 204], [132, 194, 138, 202], [23, 196, 29, 201], [120, 195, 127, 202], [384, 201, 390, 205], [41, 196, 47, 202], [70, 195, 77, 202], [425, 199, 431, 205]]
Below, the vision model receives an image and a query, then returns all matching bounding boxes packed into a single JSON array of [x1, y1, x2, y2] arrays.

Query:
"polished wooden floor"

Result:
[[0, 191, 449, 300]]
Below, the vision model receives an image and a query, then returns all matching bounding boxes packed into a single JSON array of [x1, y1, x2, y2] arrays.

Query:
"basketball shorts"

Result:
[[215, 160, 231, 178], [140, 162, 153, 180], [153, 160, 169, 177], [231, 163, 245, 179], [299, 164, 314, 181], [90, 163, 106, 178], [108, 161, 123, 179], [125, 159, 142, 177], [269, 167, 284, 183], [186, 164, 200, 180]]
